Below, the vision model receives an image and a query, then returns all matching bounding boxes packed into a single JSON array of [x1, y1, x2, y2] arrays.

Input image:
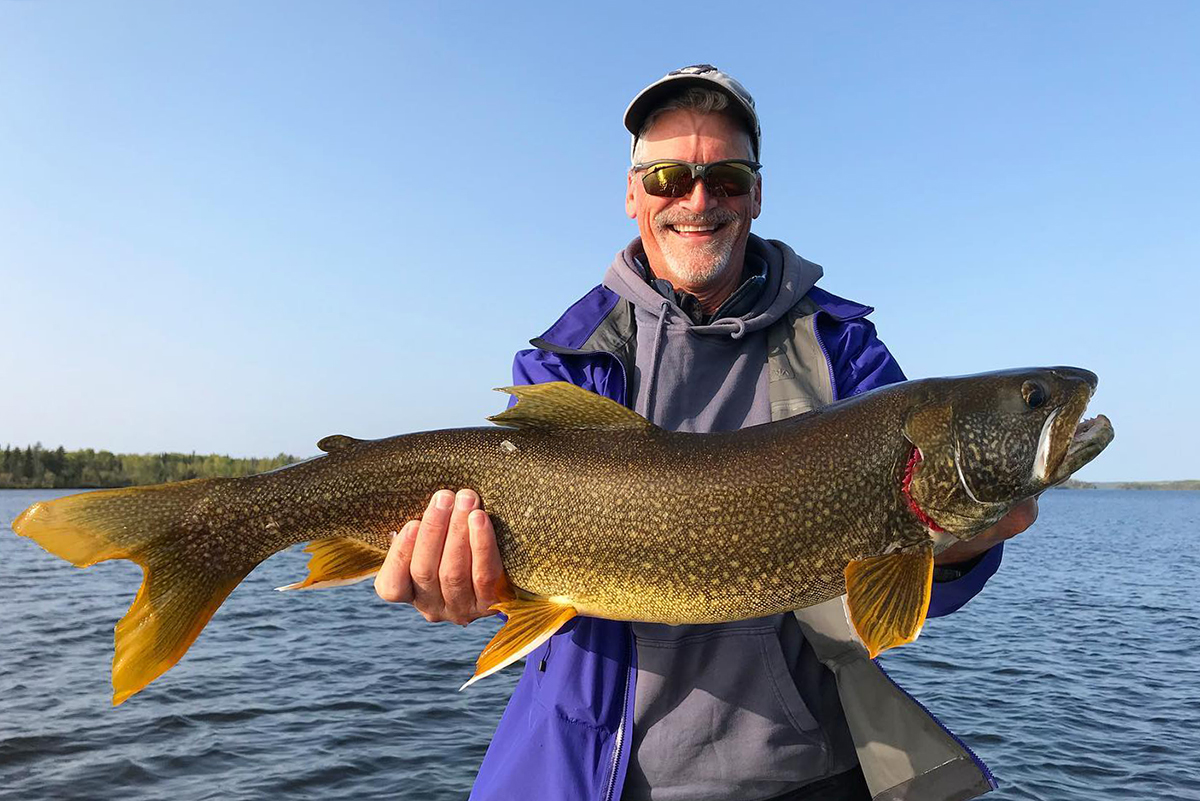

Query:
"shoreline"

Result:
[[1054, 479, 1200, 491]]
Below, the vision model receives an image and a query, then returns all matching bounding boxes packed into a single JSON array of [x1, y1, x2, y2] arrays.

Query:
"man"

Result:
[[375, 65, 1036, 801]]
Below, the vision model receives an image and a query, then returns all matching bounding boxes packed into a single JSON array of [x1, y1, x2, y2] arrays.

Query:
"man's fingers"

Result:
[[374, 520, 419, 603], [439, 490, 480, 623], [409, 489, 455, 619], [469, 508, 504, 614]]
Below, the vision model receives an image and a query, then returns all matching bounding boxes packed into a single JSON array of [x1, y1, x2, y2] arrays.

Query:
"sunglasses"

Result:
[[632, 159, 761, 198]]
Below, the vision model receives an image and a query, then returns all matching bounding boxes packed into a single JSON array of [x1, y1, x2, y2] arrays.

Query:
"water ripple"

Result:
[[4, 489, 1199, 800]]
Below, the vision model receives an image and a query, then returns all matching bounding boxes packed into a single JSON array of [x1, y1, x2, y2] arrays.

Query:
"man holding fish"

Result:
[[375, 66, 1038, 801]]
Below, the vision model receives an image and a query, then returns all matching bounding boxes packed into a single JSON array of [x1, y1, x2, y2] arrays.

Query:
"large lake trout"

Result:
[[12, 367, 1112, 705]]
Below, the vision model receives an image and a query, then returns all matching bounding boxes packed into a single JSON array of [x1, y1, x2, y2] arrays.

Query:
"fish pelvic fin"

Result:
[[460, 596, 578, 690], [488, 382, 658, 432], [276, 537, 386, 591], [844, 542, 934, 659], [12, 481, 263, 706]]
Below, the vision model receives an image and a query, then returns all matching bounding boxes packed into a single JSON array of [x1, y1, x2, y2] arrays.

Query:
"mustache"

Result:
[[654, 208, 740, 227]]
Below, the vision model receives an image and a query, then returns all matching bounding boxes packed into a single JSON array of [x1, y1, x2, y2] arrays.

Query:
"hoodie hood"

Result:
[[602, 234, 824, 339], [600, 234, 826, 433]]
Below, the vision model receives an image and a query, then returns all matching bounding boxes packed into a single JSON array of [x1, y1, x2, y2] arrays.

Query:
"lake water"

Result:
[[2, 488, 1198, 800]]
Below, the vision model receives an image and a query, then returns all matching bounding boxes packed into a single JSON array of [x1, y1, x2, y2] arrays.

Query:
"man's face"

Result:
[[625, 108, 762, 294]]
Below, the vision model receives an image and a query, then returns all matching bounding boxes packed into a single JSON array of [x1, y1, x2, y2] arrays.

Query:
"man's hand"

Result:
[[933, 496, 1039, 567], [373, 489, 506, 624]]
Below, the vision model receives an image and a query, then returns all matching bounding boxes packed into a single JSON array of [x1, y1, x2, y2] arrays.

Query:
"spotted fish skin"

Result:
[[11, 367, 1114, 703]]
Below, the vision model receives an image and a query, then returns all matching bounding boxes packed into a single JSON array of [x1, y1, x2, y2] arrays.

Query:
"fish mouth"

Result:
[[1046, 406, 1115, 485]]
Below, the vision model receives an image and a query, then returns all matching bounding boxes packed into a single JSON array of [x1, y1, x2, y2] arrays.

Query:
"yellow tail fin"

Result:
[[12, 481, 262, 705]]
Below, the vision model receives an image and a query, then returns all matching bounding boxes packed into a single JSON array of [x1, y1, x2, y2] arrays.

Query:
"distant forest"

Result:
[[0, 444, 298, 489]]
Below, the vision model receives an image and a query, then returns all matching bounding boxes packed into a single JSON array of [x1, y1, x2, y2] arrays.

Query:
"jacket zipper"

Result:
[[874, 660, 998, 789], [811, 316, 838, 401], [601, 627, 635, 801]]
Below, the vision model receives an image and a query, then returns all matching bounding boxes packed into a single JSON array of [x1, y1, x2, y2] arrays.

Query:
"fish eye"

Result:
[[1021, 380, 1047, 409]]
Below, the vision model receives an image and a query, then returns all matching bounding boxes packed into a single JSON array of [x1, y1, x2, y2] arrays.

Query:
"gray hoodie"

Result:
[[603, 235, 860, 800]]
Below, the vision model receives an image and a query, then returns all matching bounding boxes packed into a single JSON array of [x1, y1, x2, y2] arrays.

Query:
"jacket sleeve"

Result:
[[822, 316, 1003, 618], [819, 316, 907, 398], [511, 347, 627, 405]]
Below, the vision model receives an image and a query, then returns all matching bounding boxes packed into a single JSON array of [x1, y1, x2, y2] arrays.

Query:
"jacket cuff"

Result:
[[927, 542, 1004, 618]]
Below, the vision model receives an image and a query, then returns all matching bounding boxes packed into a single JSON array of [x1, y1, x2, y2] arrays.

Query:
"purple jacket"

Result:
[[469, 284, 1003, 801]]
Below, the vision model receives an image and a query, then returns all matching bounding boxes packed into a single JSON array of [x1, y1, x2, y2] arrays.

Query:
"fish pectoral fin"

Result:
[[844, 543, 934, 659], [488, 382, 658, 432], [276, 537, 387, 591], [460, 597, 578, 690]]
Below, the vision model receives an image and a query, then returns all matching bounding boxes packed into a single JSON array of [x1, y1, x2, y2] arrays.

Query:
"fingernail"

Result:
[[469, 509, 487, 526], [434, 490, 454, 510], [456, 490, 476, 511]]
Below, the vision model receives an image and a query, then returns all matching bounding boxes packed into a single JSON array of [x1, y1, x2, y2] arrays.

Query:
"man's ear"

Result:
[[625, 171, 638, 219], [751, 173, 762, 219]]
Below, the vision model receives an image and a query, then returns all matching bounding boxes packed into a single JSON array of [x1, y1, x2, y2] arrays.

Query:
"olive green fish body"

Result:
[[11, 368, 1114, 703]]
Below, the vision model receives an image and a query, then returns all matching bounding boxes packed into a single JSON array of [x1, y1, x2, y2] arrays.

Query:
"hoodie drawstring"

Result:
[[644, 301, 670, 421]]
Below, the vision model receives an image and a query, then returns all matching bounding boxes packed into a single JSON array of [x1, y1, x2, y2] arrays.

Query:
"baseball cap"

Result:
[[624, 64, 760, 160]]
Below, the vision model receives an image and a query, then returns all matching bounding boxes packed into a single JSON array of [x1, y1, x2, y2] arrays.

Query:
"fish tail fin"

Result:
[[12, 480, 262, 705]]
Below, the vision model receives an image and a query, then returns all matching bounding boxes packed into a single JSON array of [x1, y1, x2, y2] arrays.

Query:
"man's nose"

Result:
[[678, 176, 714, 212]]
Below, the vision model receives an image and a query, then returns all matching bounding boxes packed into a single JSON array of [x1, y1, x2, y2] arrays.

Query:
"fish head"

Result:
[[903, 366, 1114, 537]]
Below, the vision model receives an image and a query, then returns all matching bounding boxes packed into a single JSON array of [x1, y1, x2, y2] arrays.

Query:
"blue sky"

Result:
[[1, 2, 1196, 481]]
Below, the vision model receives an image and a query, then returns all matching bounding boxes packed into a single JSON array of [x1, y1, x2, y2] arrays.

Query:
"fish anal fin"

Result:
[[488, 382, 656, 432], [276, 537, 387, 591], [317, 435, 364, 453], [844, 543, 934, 659], [460, 597, 577, 690]]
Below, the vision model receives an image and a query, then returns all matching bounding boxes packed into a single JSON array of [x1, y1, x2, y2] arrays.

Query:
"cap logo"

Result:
[[669, 64, 717, 76]]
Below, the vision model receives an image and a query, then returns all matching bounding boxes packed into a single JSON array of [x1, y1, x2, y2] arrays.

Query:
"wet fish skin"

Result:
[[10, 366, 1113, 704]]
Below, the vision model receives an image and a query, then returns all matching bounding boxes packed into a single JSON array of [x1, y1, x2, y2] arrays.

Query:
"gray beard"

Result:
[[652, 220, 741, 286]]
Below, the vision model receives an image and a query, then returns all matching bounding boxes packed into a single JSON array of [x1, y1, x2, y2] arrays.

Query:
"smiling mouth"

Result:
[[668, 222, 726, 237]]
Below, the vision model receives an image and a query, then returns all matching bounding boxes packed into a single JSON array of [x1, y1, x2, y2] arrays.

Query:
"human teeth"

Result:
[[673, 225, 717, 232]]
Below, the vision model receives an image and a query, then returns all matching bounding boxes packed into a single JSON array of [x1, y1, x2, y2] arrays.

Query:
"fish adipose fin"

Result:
[[276, 537, 387, 591], [844, 543, 934, 659], [460, 596, 578, 690], [489, 382, 658, 431], [11, 480, 264, 706], [316, 434, 365, 453]]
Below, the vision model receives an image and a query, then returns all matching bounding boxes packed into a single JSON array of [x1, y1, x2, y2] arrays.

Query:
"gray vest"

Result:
[[771, 300, 994, 801]]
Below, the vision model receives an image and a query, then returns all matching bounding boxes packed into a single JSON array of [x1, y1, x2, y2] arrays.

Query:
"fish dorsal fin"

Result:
[[844, 542, 934, 658], [488, 382, 657, 431], [317, 434, 364, 453], [460, 595, 578, 690]]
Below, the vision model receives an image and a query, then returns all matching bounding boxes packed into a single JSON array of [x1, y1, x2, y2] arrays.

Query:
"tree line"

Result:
[[0, 443, 298, 489]]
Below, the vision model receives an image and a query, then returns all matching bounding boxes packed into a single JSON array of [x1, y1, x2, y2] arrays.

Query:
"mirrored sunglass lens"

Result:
[[704, 165, 756, 197], [643, 165, 695, 197]]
